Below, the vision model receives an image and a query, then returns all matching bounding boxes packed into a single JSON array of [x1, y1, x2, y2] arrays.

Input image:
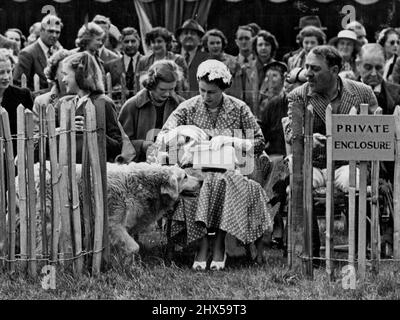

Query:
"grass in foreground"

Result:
[[1, 226, 400, 300]]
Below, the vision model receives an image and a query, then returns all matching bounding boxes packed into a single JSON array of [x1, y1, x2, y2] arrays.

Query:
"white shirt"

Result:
[[123, 52, 140, 73], [373, 83, 382, 94], [37, 38, 50, 59]]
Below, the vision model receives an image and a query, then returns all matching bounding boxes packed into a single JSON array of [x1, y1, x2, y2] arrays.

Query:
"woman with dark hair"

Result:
[[136, 27, 188, 94], [33, 49, 73, 137], [377, 28, 400, 81], [288, 25, 326, 71], [202, 28, 243, 100], [245, 30, 279, 118], [148, 60, 273, 271], [61, 51, 122, 162], [119, 59, 185, 162]]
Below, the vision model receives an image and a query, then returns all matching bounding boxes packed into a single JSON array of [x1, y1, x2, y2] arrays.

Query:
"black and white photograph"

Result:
[[0, 0, 399, 306]]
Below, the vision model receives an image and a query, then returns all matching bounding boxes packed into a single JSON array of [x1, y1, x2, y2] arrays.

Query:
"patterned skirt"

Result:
[[170, 170, 275, 245]]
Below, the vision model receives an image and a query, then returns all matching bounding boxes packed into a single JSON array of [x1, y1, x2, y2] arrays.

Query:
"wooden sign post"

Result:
[[326, 104, 395, 279]]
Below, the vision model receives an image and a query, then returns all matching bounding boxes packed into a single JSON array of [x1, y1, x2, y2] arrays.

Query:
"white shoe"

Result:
[[192, 260, 207, 271], [210, 253, 227, 271]]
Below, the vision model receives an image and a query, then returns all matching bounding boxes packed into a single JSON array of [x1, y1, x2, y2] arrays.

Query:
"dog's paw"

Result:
[[125, 238, 140, 255]]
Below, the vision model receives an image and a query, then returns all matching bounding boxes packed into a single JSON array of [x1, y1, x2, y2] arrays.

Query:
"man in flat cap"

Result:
[[176, 19, 209, 98], [13, 14, 63, 91]]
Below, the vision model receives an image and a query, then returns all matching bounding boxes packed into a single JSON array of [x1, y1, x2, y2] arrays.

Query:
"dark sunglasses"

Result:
[[389, 40, 400, 45], [238, 36, 251, 41]]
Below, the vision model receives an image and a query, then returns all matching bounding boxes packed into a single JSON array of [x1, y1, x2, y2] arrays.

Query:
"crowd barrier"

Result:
[[0, 97, 108, 278]]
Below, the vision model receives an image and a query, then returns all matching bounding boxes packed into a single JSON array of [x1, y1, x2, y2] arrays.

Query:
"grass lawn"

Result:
[[1, 220, 400, 300]]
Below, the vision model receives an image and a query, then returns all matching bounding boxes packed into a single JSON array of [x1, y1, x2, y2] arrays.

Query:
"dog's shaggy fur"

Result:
[[15, 162, 200, 258]]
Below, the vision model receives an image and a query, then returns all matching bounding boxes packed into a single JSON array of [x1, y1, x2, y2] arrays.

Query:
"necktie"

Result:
[[185, 51, 190, 66], [126, 57, 134, 91], [48, 47, 53, 59]]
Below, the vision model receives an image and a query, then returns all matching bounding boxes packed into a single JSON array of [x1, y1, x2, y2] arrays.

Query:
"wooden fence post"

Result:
[[46, 106, 61, 264], [0, 113, 6, 270], [325, 104, 334, 281], [303, 104, 314, 278], [69, 105, 83, 276], [17, 105, 28, 271], [39, 103, 48, 257], [290, 101, 305, 272], [96, 99, 109, 269], [21, 74, 27, 89], [358, 103, 369, 280], [371, 107, 383, 274], [25, 109, 37, 277], [58, 101, 73, 267], [33, 74, 40, 93], [85, 100, 104, 276], [393, 106, 400, 259], [81, 125, 93, 264], [348, 106, 358, 268], [1, 109, 16, 273]]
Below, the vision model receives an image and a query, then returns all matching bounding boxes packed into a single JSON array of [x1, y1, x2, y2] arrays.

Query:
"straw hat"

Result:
[[329, 30, 360, 47]]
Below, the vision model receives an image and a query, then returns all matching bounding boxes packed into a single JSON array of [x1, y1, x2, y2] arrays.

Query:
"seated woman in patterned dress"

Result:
[[147, 60, 274, 271]]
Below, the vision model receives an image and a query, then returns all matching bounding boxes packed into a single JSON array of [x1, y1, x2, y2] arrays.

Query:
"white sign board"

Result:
[[331, 115, 395, 161]]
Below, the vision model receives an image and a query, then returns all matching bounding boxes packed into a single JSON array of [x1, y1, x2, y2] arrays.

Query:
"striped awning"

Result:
[[10, 0, 381, 4]]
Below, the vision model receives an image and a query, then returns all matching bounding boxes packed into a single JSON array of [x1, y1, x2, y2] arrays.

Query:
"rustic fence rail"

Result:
[[0, 99, 107, 277], [291, 103, 400, 281]]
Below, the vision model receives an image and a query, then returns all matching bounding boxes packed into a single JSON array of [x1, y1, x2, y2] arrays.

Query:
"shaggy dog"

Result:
[[15, 162, 201, 259]]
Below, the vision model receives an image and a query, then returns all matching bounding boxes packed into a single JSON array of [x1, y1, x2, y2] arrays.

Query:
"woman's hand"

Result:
[[210, 136, 234, 150], [164, 125, 208, 145], [210, 136, 252, 151], [176, 125, 208, 142]]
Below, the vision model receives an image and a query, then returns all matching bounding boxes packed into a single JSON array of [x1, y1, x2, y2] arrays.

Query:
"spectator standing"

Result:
[[13, 14, 63, 91], [259, 61, 287, 112], [175, 19, 208, 98], [329, 30, 360, 78], [104, 27, 142, 99], [136, 27, 188, 95], [376, 28, 400, 82], [283, 15, 327, 65], [345, 21, 368, 46], [287, 26, 326, 71], [202, 28, 243, 100], [245, 30, 279, 118], [92, 15, 119, 64]]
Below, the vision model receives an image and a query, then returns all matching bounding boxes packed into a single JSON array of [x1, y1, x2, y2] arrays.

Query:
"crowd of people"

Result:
[[1, 12, 399, 269]]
